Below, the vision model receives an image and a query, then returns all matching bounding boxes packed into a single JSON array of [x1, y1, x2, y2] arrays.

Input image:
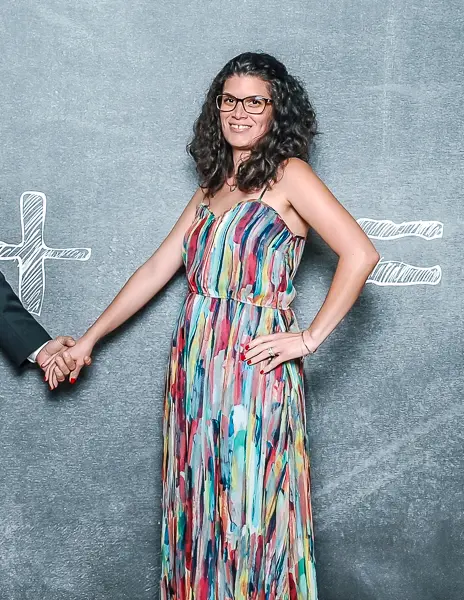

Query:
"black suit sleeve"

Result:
[[0, 271, 51, 367]]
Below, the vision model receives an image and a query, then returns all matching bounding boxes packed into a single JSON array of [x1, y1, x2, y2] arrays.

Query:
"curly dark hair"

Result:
[[186, 52, 319, 199]]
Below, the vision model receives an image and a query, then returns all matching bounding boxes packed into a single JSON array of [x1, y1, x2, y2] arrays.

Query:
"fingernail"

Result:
[[70, 378, 76, 384], [240, 353, 246, 360], [245, 344, 250, 350], [247, 360, 251, 365], [260, 369, 264, 374]]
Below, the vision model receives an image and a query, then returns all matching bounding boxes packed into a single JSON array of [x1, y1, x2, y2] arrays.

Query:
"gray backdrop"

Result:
[[0, 0, 463, 598]]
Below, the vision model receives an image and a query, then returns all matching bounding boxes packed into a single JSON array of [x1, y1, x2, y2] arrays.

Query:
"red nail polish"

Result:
[[70, 378, 76, 384], [247, 360, 251, 365], [240, 353, 246, 360], [245, 344, 250, 350], [260, 369, 264, 374]]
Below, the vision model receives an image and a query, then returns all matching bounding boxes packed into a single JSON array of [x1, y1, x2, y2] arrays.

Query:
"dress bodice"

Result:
[[182, 193, 305, 310]]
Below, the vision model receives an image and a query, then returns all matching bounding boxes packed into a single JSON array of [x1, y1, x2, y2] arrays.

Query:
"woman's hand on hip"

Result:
[[241, 330, 313, 374]]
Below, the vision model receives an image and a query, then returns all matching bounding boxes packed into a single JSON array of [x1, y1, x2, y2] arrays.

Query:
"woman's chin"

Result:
[[224, 136, 253, 150]]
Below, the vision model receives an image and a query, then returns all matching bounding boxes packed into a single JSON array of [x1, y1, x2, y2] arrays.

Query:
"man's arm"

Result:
[[0, 271, 51, 367]]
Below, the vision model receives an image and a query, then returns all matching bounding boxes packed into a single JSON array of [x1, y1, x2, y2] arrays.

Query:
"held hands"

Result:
[[42, 337, 94, 390], [241, 329, 318, 374], [37, 336, 79, 384]]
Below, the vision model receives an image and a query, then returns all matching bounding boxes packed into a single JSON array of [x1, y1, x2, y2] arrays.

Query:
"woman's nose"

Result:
[[232, 100, 247, 117]]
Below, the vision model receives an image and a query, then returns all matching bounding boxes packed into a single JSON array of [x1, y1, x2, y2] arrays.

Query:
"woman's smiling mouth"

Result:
[[230, 123, 252, 131]]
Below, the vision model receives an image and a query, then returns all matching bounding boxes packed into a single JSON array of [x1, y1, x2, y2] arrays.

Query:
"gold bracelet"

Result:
[[301, 330, 317, 356]]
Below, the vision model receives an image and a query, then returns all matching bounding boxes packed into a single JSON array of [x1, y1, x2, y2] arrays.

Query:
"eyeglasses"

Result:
[[216, 93, 273, 114]]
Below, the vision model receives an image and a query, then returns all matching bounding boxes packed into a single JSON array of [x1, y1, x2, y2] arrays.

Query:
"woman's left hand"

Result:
[[241, 330, 314, 374]]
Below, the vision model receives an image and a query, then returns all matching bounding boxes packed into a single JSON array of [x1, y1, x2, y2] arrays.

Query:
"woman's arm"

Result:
[[284, 157, 380, 351], [82, 186, 204, 347], [45, 187, 204, 388], [244, 158, 380, 372]]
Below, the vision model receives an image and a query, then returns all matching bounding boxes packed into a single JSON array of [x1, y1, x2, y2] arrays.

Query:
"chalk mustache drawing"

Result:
[[360, 218, 444, 286], [0, 191, 91, 315]]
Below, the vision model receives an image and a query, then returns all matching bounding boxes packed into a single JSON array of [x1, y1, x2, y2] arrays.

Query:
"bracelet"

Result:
[[301, 330, 317, 357]]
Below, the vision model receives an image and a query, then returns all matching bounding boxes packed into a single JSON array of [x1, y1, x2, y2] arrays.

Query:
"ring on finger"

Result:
[[268, 346, 276, 358]]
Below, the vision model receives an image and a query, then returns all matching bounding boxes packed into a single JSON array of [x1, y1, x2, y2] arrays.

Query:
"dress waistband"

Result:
[[187, 289, 291, 311]]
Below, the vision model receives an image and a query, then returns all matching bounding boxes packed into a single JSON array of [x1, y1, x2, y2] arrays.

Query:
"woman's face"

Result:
[[219, 74, 273, 151]]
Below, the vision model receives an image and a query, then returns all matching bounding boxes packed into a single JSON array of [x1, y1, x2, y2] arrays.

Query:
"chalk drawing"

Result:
[[367, 259, 441, 285], [359, 218, 443, 240], [0, 191, 91, 315], [359, 218, 443, 285]]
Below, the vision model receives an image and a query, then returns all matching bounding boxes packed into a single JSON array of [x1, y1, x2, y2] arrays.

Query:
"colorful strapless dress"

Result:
[[161, 184, 318, 599]]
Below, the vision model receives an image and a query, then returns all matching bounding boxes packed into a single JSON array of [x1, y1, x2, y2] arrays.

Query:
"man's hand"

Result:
[[36, 336, 78, 386]]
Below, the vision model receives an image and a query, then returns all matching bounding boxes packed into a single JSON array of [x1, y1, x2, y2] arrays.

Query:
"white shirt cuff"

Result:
[[27, 341, 49, 363]]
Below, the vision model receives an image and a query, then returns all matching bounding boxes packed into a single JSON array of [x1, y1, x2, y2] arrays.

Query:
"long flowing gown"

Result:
[[160, 184, 318, 600]]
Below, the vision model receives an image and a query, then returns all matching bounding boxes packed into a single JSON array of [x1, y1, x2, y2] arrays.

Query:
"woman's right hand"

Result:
[[44, 337, 94, 390]]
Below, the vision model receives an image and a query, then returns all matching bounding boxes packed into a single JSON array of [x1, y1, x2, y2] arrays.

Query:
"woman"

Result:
[[45, 52, 379, 598]]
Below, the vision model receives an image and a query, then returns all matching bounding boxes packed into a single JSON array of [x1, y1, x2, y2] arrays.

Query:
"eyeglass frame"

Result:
[[216, 93, 273, 114]]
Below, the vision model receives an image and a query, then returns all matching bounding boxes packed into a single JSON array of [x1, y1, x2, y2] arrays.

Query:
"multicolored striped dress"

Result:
[[161, 184, 318, 600]]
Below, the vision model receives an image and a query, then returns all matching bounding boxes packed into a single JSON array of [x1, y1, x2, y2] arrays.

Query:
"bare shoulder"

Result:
[[278, 157, 318, 189], [276, 157, 335, 210]]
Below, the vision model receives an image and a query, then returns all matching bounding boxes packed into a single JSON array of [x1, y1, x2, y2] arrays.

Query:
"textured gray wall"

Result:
[[0, 0, 463, 598]]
